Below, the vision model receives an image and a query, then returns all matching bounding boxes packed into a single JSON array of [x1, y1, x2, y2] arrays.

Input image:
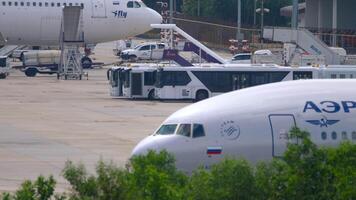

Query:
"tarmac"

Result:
[[0, 41, 190, 192]]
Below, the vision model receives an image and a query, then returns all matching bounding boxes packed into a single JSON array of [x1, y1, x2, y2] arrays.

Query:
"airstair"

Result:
[[263, 27, 343, 65], [0, 45, 27, 57], [152, 24, 226, 66], [57, 6, 85, 80]]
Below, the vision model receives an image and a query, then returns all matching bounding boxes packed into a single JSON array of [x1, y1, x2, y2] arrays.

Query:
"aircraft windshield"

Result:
[[177, 124, 191, 137], [155, 124, 177, 135]]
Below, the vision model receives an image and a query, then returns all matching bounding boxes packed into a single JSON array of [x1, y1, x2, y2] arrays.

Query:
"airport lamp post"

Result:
[[197, 0, 200, 16], [169, 0, 173, 23], [291, 0, 298, 29], [236, 0, 242, 40], [253, 0, 257, 26]]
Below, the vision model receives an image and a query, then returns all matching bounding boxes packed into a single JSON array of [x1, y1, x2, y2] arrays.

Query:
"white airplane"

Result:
[[132, 80, 356, 172], [0, 0, 162, 46]]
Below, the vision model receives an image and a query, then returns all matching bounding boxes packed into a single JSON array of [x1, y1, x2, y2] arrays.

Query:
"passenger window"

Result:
[[151, 45, 156, 50], [57, 2, 60, 7], [69, 3, 72, 6], [352, 131, 356, 140], [341, 131, 348, 140], [2, 1, 5, 6], [340, 74, 346, 79], [351, 74, 354, 79], [14, 1, 17, 6], [331, 74, 337, 79], [39, 2, 42, 6], [134, 1, 141, 8], [155, 124, 177, 135], [45, 2, 48, 6], [26, 2, 29, 6], [63, 3, 66, 6], [193, 124, 205, 138], [51, 2, 54, 6], [20, 2, 24, 6], [321, 132, 327, 140], [177, 124, 191, 137], [8, 1, 11, 6], [158, 44, 165, 49], [33, 2, 36, 6], [80, 3, 84, 7], [127, 1, 133, 8], [331, 131, 337, 140], [139, 45, 150, 51]]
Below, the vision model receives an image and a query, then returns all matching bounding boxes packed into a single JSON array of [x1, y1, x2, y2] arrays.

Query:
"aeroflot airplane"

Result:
[[132, 80, 356, 172], [0, 0, 162, 45]]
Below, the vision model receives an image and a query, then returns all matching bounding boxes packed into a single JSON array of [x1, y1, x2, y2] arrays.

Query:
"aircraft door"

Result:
[[269, 114, 296, 157], [131, 73, 143, 96], [91, 0, 107, 18]]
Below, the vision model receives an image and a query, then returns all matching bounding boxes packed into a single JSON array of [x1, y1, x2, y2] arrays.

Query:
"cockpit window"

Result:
[[193, 124, 205, 138], [127, 1, 140, 8], [177, 124, 191, 137], [134, 1, 141, 8], [127, 1, 133, 8], [155, 124, 177, 135]]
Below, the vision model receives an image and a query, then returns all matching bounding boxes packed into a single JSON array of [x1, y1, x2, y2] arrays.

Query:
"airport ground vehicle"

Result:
[[120, 42, 167, 62], [12, 50, 98, 77], [0, 56, 10, 79], [230, 53, 251, 64], [154, 65, 318, 101], [154, 65, 356, 101], [108, 65, 157, 99], [132, 79, 356, 173]]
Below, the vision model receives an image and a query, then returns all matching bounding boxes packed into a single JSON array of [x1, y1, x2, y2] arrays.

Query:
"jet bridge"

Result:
[[58, 6, 86, 80], [151, 24, 226, 66], [263, 27, 343, 65]]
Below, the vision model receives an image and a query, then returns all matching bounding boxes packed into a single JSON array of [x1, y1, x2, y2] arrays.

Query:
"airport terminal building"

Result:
[[305, 0, 356, 31]]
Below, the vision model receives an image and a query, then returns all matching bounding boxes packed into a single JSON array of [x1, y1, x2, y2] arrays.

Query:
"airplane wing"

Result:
[[0, 32, 6, 45], [306, 120, 321, 126]]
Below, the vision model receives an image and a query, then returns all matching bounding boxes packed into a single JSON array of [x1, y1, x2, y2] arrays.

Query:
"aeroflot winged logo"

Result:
[[306, 116, 339, 128]]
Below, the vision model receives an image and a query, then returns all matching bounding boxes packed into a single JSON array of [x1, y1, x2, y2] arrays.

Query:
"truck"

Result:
[[120, 42, 167, 62], [0, 56, 10, 79], [13, 50, 95, 77]]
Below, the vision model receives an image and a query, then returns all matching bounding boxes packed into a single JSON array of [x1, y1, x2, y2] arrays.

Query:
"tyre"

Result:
[[24, 67, 38, 77], [129, 55, 137, 62], [81, 56, 92, 69], [0, 73, 6, 79], [195, 90, 209, 102], [148, 89, 155, 100]]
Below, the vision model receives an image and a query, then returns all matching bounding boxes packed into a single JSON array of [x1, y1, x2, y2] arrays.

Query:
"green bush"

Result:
[[1, 176, 56, 200]]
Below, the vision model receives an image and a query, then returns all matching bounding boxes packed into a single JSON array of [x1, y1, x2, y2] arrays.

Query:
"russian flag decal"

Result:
[[207, 147, 222, 155]]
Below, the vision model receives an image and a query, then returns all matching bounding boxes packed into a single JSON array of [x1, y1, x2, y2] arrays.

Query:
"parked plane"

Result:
[[0, 0, 162, 46], [132, 80, 356, 172]]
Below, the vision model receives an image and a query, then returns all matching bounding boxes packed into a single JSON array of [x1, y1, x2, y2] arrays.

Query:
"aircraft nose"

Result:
[[148, 8, 163, 24], [131, 136, 158, 157]]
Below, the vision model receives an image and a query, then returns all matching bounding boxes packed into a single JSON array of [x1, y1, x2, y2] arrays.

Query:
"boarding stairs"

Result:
[[152, 24, 226, 66], [0, 45, 27, 57], [58, 6, 85, 80], [263, 27, 343, 65]]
